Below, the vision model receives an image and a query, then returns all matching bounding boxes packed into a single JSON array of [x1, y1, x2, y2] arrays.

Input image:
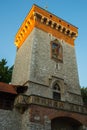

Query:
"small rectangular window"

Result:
[[53, 92, 61, 100], [0, 92, 15, 110]]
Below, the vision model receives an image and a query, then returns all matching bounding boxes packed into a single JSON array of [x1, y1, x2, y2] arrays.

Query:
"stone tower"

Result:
[[12, 4, 87, 130]]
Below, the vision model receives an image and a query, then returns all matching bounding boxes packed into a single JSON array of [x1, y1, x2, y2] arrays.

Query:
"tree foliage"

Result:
[[81, 87, 87, 105], [0, 59, 13, 83]]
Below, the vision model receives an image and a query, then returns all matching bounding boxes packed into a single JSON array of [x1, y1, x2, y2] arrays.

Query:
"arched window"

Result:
[[53, 83, 61, 100]]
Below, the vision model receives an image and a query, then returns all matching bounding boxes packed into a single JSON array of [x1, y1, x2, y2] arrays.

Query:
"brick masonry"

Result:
[[29, 104, 87, 127]]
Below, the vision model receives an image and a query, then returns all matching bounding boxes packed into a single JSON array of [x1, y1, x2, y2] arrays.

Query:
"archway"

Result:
[[51, 117, 82, 130]]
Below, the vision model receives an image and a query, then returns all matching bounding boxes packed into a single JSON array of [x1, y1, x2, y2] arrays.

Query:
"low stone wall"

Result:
[[0, 109, 21, 130]]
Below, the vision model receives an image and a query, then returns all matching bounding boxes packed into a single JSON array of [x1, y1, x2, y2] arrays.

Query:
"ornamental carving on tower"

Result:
[[50, 39, 63, 62]]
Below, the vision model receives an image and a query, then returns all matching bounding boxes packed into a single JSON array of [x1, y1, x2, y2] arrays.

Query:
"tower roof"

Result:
[[15, 4, 78, 48]]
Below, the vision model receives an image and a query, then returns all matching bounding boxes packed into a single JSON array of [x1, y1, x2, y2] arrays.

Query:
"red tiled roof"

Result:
[[0, 82, 17, 94]]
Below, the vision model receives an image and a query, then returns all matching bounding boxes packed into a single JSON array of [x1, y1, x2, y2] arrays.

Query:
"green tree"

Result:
[[81, 87, 87, 105], [0, 59, 13, 83]]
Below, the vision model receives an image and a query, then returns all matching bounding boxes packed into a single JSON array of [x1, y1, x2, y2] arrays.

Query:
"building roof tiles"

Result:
[[0, 82, 17, 94]]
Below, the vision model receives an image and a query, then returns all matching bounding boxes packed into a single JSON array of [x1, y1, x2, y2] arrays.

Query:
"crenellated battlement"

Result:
[[15, 4, 78, 48]]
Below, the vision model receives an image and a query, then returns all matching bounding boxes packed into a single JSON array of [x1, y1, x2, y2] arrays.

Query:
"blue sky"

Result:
[[0, 0, 87, 87]]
